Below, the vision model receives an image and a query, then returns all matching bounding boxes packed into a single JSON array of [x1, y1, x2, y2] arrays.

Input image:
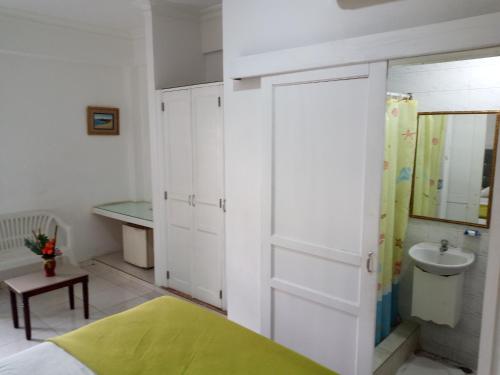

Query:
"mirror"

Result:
[[410, 111, 499, 227]]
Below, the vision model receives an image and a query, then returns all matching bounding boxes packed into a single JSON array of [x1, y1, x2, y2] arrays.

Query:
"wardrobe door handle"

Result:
[[188, 194, 192, 206], [366, 252, 375, 273], [192, 194, 196, 207]]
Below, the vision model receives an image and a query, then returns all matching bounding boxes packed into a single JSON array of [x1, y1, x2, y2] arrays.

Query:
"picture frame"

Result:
[[87, 106, 120, 135]]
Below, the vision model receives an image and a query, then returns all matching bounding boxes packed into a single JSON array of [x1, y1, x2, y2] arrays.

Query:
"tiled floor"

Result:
[[374, 320, 420, 375], [397, 355, 471, 374], [94, 251, 155, 284], [0, 262, 172, 360]]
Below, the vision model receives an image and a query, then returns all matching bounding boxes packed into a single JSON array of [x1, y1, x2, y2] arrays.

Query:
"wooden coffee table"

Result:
[[5, 265, 89, 340]]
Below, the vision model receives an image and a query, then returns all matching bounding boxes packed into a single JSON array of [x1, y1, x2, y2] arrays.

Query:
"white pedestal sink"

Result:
[[409, 242, 475, 276], [409, 242, 475, 327]]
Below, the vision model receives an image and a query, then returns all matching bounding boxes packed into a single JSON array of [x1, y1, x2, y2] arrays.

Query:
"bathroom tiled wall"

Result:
[[388, 56, 500, 370], [400, 219, 489, 369]]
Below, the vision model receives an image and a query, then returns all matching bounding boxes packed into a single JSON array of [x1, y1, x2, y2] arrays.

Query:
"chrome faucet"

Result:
[[440, 239, 449, 253]]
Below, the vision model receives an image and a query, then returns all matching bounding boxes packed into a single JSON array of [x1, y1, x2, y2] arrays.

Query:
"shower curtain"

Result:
[[412, 115, 447, 217], [376, 99, 418, 345]]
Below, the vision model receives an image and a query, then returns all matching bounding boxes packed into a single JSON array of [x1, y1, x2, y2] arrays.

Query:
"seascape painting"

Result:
[[93, 113, 114, 129], [87, 106, 119, 135]]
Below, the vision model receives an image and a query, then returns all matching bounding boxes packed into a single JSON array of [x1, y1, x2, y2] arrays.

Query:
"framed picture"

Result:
[[87, 106, 120, 135]]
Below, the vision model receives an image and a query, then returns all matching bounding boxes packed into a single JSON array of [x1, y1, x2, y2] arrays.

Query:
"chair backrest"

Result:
[[0, 211, 56, 251]]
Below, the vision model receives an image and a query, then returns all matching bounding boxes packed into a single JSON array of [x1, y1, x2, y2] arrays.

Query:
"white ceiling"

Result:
[[0, 0, 222, 36], [0, 0, 145, 35], [161, 0, 221, 8]]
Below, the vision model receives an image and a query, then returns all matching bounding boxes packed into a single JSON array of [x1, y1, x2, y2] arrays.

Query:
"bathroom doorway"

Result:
[[374, 48, 500, 374]]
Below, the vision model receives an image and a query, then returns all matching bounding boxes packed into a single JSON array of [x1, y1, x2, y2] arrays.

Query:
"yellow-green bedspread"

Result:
[[49, 297, 337, 375]]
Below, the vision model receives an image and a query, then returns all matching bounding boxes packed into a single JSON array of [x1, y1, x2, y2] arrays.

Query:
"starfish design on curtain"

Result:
[[377, 99, 417, 345], [401, 129, 416, 140]]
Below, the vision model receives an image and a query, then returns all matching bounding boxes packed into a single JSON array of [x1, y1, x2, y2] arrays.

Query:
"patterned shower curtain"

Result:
[[412, 115, 447, 217], [376, 99, 418, 345]]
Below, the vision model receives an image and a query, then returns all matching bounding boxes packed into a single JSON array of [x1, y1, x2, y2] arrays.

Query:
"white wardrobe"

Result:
[[159, 83, 225, 309]]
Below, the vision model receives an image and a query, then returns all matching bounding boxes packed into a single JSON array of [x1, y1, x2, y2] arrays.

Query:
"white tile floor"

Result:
[[94, 251, 155, 284], [0, 262, 172, 360], [397, 355, 471, 375]]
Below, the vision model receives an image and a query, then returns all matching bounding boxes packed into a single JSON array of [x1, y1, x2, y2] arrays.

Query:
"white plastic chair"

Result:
[[0, 211, 75, 280]]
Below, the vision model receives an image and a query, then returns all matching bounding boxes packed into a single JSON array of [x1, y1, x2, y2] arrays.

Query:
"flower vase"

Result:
[[44, 258, 56, 277]]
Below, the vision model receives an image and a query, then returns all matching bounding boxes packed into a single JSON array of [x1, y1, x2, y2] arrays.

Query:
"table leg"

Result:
[[22, 296, 31, 340], [68, 285, 75, 310], [9, 290, 19, 329], [82, 279, 89, 319]]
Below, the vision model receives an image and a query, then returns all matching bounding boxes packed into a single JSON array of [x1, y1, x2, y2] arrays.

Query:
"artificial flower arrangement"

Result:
[[24, 226, 62, 277]]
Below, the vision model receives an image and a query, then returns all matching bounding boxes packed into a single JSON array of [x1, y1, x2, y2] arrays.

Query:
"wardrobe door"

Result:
[[191, 85, 225, 308], [261, 63, 387, 375], [162, 89, 193, 295]]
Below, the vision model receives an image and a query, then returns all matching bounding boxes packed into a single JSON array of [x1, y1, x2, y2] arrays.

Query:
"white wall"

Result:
[[0, 12, 150, 262], [201, 5, 222, 54], [152, 9, 203, 89], [223, 0, 500, 335], [225, 0, 500, 58], [130, 35, 152, 201], [152, 3, 222, 89], [494, 285, 500, 374]]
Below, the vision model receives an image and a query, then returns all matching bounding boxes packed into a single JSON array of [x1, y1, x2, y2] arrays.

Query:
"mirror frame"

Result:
[[410, 111, 500, 228]]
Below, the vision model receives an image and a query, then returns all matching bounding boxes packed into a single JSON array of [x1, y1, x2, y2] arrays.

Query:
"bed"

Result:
[[0, 297, 337, 375]]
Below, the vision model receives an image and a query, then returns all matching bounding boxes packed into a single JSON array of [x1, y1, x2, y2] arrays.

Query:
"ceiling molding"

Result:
[[152, 0, 221, 21], [132, 0, 152, 11], [201, 4, 221, 21], [0, 5, 137, 40], [151, 2, 200, 22]]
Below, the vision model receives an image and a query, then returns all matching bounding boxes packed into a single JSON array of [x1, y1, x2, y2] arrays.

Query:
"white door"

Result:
[[162, 89, 193, 295], [191, 85, 225, 308], [261, 63, 387, 375]]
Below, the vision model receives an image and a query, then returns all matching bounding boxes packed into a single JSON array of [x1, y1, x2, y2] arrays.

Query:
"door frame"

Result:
[[260, 62, 387, 374], [154, 81, 227, 310]]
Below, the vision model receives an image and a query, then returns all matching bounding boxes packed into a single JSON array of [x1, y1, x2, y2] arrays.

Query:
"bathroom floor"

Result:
[[397, 355, 472, 375]]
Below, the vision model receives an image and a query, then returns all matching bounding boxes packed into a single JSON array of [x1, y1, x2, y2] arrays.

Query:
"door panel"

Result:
[[191, 85, 224, 308], [262, 63, 387, 375], [162, 89, 193, 295], [272, 78, 367, 253], [272, 289, 358, 373], [272, 245, 359, 303]]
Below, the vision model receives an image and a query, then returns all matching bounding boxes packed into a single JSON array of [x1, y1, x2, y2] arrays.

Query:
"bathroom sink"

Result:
[[408, 242, 475, 276]]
